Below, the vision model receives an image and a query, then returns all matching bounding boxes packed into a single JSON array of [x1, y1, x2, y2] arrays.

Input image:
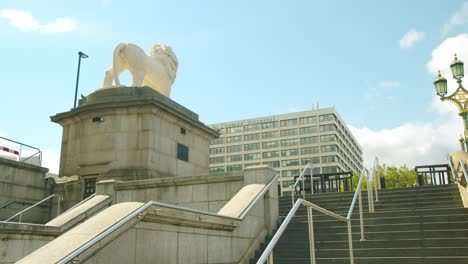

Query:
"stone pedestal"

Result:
[[51, 86, 218, 183]]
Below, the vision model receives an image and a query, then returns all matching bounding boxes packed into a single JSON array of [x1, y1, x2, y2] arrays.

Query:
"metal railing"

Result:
[[459, 160, 468, 184], [296, 172, 354, 194], [4, 194, 61, 223], [258, 167, 370, 264], [58, 173, 279, 264], [290, 163, 312, 206], [0, 136, 42, 166], [447, 154, 458, 182]]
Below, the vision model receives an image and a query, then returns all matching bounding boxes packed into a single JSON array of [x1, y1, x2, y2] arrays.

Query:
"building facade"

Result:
[[208, 108, 363, 193]]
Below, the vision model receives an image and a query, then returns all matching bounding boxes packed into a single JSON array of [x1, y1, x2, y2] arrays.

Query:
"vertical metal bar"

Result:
[[18, 145, 22, 162], [374, 174, 379, 202], [19, 213, 22, 223], [347, 221, 355, 264], [302, 177, 305, 200], [57, 195, 61, 217], [267, 251, 273, 264], [74, 55, 82, 108], [307, 207, 316, 264], [359, 190, 365, 241], [291, 186, 295, 207]]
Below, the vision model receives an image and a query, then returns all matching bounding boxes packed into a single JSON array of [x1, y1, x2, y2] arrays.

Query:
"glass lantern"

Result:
[[434, 70, 448, 97]]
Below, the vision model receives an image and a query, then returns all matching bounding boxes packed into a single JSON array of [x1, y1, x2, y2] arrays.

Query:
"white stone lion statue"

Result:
[[102, 43, 178, 97]]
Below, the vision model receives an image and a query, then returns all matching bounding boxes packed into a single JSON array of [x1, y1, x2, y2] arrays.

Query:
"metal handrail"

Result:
[[58, 193, 97, 217], [256, 199, 352, 264], [459, 160, 468, 184], [58, 173, 279, 264], [0, 200, 16, 210], [258, 168, 370, 264], [4, 194, 61, 222], [290, 163, 312, 205], [0, 136, 42, 166]]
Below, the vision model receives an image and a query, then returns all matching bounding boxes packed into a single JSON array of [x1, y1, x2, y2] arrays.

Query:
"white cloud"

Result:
[[0, 9, 75, 33], [399, 29, 425, 49], [379, 81, 400, 88], [442, 2, 468, 36], [427, 34, 468, 93]]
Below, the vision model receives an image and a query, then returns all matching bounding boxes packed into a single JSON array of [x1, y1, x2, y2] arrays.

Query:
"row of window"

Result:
[[209, 163, 341, 175], [210, 142, 339, 156], [211, 134, 337, 150], [209, 151, 340, 165], [217, 114, 337, 135]]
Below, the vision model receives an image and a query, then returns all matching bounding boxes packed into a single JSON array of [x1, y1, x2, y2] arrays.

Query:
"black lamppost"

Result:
[[74, 51, 89, 108]]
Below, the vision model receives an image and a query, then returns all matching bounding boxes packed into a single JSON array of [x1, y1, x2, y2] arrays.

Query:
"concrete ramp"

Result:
[[16, 202, 144, 264]]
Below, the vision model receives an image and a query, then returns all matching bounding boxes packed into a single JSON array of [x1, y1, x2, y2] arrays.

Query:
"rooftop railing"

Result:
[[0, 136, 42, 166]]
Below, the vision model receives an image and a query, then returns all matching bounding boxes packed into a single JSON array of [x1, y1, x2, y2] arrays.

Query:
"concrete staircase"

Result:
[[251, 184, 468, 264]]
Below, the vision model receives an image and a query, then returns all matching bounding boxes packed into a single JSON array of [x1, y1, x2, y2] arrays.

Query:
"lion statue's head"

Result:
[[149, 44, 179, 82]]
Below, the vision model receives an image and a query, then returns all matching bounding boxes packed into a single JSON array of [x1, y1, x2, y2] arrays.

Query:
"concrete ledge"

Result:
[[114, 172, 244, 190], [0, 157, 48, 173], [0, 222, 60, 236]]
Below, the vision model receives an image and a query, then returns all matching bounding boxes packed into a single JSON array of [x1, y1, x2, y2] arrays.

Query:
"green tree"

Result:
[[352, 164, 417, 190]]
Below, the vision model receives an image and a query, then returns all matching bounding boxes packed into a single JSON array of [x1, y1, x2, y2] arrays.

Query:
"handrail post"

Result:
[[358, 190, 365, 241], [267, 251, 273, 264], [291, 185, 295, 206], [57, 195, 61, 217], [307, 207, 316, 264], [347, 220, 354, 264], [374, 173, 379, 202], [302, 177, 305, 199]]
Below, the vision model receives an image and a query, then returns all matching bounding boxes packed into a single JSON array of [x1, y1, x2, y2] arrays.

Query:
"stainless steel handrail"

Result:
[[290, 163, 312, 205], [58, 193, 97, 217], [0, 200, 16, 210], [239, 173, 279, 219], [459, 160, 468, 184], [4, 194, 61, 222], [58, 173, 279, 264], [0, 136, 42, 166], [258, 167, 371, 264]]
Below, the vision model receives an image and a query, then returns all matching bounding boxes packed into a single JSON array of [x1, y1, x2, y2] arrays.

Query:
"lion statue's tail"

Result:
[[112, 43, 127, 86]]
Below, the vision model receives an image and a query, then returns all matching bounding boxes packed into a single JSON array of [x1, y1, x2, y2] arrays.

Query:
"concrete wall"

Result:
[[52, 87, 218, 181], [451, 151, 468, 207], [0, 157, 52, 223], [97, 172, 245, 212]]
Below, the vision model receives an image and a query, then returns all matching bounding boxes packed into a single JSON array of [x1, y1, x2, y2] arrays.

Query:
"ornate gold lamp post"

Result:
[[434, 54, 467, 151]]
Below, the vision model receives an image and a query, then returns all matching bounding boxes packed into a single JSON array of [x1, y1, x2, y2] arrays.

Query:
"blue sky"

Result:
[[1, 0, 468, 173]]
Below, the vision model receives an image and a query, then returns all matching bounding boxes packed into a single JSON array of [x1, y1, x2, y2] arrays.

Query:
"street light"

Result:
[[74, 51, 89, 108], [433, 54, 468, 151]]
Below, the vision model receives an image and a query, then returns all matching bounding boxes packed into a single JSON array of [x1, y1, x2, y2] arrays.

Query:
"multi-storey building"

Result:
[[208, 108, 363, 194]]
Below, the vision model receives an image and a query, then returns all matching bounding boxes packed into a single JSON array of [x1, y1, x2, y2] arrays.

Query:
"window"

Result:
[[84, 178, 96, 198], [299, 116, 317, 124], [262, 131, 278, 139], [211, 138, 224, 145], [281, 138, 299, 147], [301, 157, 320, 165], [244, 124, 261, 132], [226, 154, 242, 162], [281, 159, 300, 167], [282, 169, 300, 177], [282, 180, 294, 187], [301, 146, 320, 155], [209, 147, 225, 155], [244, 143, 260, 151], [261, 121, 278, 129], [319, 114, 335, 122], [209, 156, 225, 164], [263, 161, 280, 168], [299, 126, 318, 135], [226, 145, 243, 153], [321, 144, 338, 153], [322, 166, 340, 173], [280, 129, 298, 137], [320, 124, 336, 132], [209, 166, 225, 173], [280, 118, 298, 127], [226, 126, 242, 134], [263, 151, 280, 159], [281, 148, 299, 157], [226, 135, 243, 143], [177, 143, 189, 161], [244, 152, 261, 160], [262, 140, 279, 149], [300, 136, 319, 145], [244, 133, 261, 141], [320, 134, 337, 142], [322, 155, 338, 163], [245, 162, 261, 168], [227, 164, 243, 172]]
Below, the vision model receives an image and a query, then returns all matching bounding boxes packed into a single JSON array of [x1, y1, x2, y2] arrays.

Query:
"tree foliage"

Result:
[[352, 164, 417, 190]]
